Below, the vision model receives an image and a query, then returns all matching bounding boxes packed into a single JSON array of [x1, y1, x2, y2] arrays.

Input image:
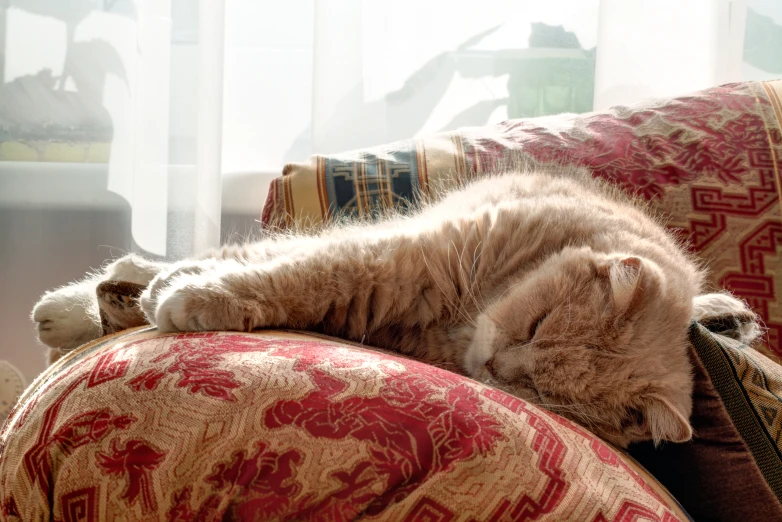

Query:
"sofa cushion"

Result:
[[262, 80, 782, 361], [0, 329, 688, 521], [630, 323, 782, 521]]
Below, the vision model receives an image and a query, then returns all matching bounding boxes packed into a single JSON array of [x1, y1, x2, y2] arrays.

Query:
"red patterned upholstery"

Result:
[[0, 329, 687, 521]]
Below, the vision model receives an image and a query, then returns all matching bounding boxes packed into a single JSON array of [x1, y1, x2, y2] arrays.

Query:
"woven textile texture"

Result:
[[631, 324, 782, 521], [262, 80, 782, 358], [0, 329, 688, 521]]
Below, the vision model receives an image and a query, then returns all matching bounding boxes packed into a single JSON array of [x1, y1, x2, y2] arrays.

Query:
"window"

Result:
[[1, 0, 780, 384]]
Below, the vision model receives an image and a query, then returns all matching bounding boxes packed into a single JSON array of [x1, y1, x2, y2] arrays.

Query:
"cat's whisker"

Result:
[[468, 241, 489, 311], [463, 284, 483, 317], [547, 293, 574, 343], [476, 376, 602, 430], [450, 239, 485, 318], [419, 242, 477, 328], [461, 243, 489, 314], [532, 398, 604, 430]]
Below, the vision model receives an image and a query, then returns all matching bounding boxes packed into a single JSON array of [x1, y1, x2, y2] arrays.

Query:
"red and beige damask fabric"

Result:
[[263, 80, 782, 358], [0, 329, 688, 521]]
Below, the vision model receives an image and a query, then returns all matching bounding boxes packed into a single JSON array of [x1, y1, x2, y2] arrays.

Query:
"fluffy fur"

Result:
[[32, 255, 163, 352], [32, 167, 761, 447]]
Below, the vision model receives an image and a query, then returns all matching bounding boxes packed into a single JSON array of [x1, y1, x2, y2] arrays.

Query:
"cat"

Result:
[[32, 166, 761, 448]]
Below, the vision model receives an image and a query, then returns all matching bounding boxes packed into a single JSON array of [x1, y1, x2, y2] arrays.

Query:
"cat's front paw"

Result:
[[140, 260, 220, 322], [141, 261, 260, 333], [32, 281, 102, 350], [32, 254, 165, 351]]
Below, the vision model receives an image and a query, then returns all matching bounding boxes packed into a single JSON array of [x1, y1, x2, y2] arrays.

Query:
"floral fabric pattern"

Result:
[[0, 329, 688, 521]]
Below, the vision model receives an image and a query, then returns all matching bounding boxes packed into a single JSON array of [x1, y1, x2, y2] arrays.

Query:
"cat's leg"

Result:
[[137, 236, 319, 329], [32, 255, 166, 350], [692, 292, 762, 345], [141, 233, 465, 339]]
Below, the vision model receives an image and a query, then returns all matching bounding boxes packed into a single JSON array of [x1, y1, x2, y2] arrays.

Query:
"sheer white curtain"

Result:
[[594, 0, 747, 110], [103, 0, 224, 258], [3, 0, 777, 257], [222, 0, 602, 172], [1, 0, 224, 260], [222, 0, 777, 181], [3, 0, 763, 256], [306, 0, 602, 154]]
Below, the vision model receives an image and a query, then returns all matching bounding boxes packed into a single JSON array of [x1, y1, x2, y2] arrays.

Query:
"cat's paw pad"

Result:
[[32, 282, 102, 350], [152, 273, 254, 333]]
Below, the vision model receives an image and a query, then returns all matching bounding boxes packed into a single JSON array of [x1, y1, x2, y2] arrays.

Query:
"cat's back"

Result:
[[427, 169, 700, 285], [432, 169, 640, 225], [434, 170, 590, 210]]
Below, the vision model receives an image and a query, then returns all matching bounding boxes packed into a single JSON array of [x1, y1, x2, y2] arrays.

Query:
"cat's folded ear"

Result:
[[598, 256, 644, 315], [636, 395, 693, 445]]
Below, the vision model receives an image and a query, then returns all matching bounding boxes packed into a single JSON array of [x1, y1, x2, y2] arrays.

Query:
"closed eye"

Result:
[[529, 312, 549, 339]]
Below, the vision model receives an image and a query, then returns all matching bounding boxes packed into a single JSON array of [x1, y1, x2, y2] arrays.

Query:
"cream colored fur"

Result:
[[32, 167, 761, 447], [32, 255, 163, 350]]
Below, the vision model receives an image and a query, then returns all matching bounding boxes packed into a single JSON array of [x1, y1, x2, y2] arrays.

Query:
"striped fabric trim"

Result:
[[451, 133, 467, 180], [260, 176, 282, 228], [316, 156, 330, 221], [689, 322, 782, 501], [282, 172, 295, 224], [415, 138, 429, 192]]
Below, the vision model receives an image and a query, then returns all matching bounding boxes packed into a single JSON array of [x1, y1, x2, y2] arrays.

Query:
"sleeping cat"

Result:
[[32, 167, 760, 448]]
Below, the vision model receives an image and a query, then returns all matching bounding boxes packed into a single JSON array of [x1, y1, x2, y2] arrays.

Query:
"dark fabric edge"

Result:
[[690, 322, 782, 502], [616, 451, 695, 522]]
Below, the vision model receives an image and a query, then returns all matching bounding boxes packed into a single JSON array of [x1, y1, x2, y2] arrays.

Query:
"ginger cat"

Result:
[[32, 167, 760, 448]]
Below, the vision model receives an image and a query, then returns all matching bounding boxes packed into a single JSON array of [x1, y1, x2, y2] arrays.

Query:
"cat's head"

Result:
[[467, 246, 695, 448]]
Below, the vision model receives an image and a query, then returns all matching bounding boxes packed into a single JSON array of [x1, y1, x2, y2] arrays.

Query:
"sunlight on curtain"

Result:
[[106, 0, 224, 258], [103, 0, 172, 257], [4, 0, 782, 254], [594, 0, 746, 110], [221, 0, 601, 174], [1, 0, 223, 259], [221, 0, 782, 180]]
